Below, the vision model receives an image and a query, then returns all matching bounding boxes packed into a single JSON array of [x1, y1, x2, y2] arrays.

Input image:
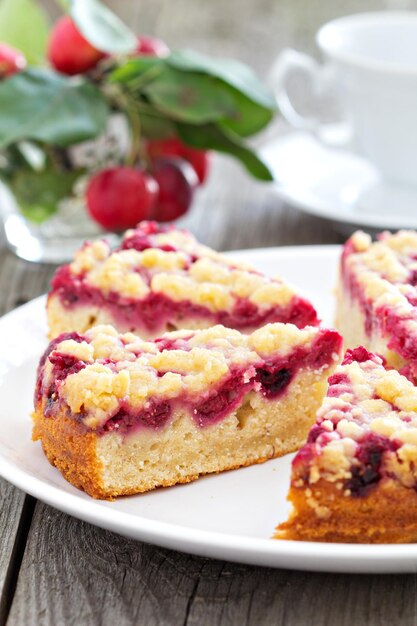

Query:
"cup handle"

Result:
[[270, 48, 352, 148]]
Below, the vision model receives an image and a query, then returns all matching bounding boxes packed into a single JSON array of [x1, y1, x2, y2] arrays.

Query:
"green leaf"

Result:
[[11, 167, 82, 223], [69, 0, 137, 54], [0, 68, 109, 148], [167, 50, 276, 110], [143, 67, 237, 123], [111, 51, 276, 137], [110, 56, 164, 84], [176, 122, 274, 181], [216, 88, 274, 138], [0, 0, 50, 65]]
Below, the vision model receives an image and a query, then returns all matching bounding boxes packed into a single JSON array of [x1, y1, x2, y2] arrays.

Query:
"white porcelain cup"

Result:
[[271, 12, 417, 186]]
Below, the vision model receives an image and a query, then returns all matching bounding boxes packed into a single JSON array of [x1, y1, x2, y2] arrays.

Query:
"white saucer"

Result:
[[261, 131, 417, 231]]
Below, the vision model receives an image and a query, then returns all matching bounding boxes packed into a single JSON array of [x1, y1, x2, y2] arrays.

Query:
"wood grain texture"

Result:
[[7, 504, 417, 626], [0, 483, 27, 624], [3, 0, 417, 624], [0, 253, 48, 623]]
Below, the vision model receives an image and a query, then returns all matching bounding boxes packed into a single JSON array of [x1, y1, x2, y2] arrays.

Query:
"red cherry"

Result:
[[0, 43, 26, 77], [48, 16, 105, 75], [152, 158, 198, 222], [86, 167, 159, 231], [146, 137, 183, 160], [182, 147, 211, 185], [146, 137, 211, 185], [136, 35, 169, 57]]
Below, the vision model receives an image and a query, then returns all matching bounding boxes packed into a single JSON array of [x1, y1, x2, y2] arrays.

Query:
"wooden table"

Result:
[[2, 1, 417, 624]]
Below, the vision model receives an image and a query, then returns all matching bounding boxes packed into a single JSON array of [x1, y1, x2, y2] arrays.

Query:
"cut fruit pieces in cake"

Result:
[[32, 322, 342, 499], [336, 229, 417, 382], [276, 347, 417, 543], [47, 221, 319, 339]]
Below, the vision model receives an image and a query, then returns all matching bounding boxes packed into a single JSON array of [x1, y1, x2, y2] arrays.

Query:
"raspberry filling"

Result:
[[37, 328, 340, 436], [50, 264, 318, 334], [192, 369, 256, 428], [103, 401, 172, 433], [35, 331, 85, 404], [345, 433, 400, 497]]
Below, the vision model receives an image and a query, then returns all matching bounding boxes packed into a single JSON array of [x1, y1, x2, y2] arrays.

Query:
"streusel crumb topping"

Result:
[[298, 348, 417, 491], [68, 224, 300, 312], [38, 322, 339, 430]]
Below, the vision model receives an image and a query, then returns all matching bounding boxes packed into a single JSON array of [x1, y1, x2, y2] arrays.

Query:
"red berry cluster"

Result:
[[0, 17, 211, 232], [87, 138, 210, 231], [48, 17, 211, 231]]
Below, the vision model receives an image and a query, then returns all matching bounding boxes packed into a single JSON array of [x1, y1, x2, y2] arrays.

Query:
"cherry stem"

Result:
[[126, 104, 144, 166]]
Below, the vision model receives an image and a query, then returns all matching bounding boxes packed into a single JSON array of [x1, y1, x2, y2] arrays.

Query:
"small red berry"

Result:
[[182, 147, 211, 185], [152, 158, 198, 222], [86, 167, 159, 231], [146, 137, 211, 185], [48, 16, 105, 75], [0, 43, 26, 77], [146, 137, 183, 161], [136, 35, 169, 57]]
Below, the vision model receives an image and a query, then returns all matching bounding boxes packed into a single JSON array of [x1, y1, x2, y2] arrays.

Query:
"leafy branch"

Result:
[[0, 0, 278, 224]]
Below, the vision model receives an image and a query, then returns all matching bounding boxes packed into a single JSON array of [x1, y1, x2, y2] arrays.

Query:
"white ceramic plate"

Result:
[[2, 245, 417, 574], [261, 132, 417, 231]]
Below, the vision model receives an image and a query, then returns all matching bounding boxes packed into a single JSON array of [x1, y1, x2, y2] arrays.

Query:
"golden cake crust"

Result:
[[32, 403, 276, 500], [275, 479, 417, 543], [32, 404, 104, 498]]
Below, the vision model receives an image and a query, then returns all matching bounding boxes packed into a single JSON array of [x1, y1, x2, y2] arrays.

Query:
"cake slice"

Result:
[[336, 229, 417, 382], [33, 322, 342, 499], [276, 347, 417, 543], [47, 221, 318, 339]]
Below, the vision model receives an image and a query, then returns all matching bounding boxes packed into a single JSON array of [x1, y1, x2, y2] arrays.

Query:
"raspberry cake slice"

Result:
[[336, 230, 417, 382], [276, 347, 417, 543], [33, 322, 342, 499], [47, 221, 318, 339]]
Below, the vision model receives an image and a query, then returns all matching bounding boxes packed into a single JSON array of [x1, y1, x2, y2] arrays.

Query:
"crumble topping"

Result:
[[37, 322, 341, 431], [63, 222, 313, 315], [88, 250, 150, 299], [295, 347, 417, 493], [249, 323, 317, 357], [151, 273, 233, 312], [71, 239, 110, 273]]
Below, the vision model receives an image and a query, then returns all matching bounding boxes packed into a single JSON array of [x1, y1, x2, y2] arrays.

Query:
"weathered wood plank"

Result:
[[0, 250, 49, 625], [7, 502, 417, 626], [8, 504, 208, 626], [0, 482, 27, 625]]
